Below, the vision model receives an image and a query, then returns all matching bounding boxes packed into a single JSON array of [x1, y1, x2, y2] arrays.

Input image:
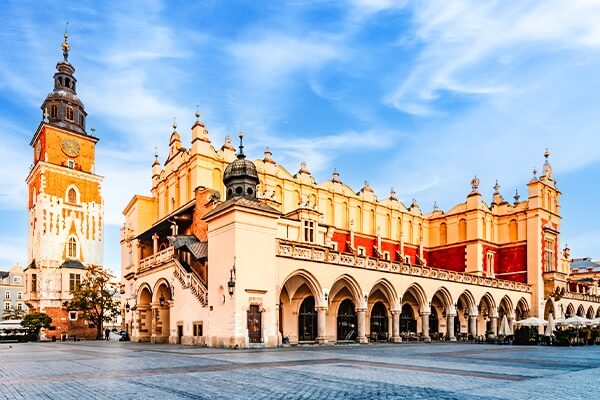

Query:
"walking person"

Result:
[[105, 328, 110, 341]]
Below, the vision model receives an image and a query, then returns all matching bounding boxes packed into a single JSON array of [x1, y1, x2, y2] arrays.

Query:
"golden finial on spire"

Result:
[[172, 117, 177, 131], [195, 105, 200, 120], [62, 22, 70, 61]]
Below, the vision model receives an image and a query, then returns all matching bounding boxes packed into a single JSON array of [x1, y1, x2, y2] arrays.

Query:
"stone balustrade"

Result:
[[563, 291, 600, 303], [139, 246, 175, 273], [277, 240, 531, 293]]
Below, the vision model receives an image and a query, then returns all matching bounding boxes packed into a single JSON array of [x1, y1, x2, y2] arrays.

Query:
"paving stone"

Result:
[[1, 341, 599, 399]]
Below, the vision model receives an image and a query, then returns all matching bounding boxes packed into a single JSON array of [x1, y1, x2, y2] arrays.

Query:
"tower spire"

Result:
[[62, 22, 70, 61], [237, 131, 245, 159]]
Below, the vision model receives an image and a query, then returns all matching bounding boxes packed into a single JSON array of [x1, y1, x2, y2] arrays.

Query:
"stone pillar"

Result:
[[447, 314, 456, 341], [469, 314, 477, 338], [490, 316, 498, 339], [391, 310, 401, 343], [152, 233, 159, 255], [356, 308, 368, 344], [508, 315, 514, 335], [316, 307, 327, 344], [421, 311, 431, 342]]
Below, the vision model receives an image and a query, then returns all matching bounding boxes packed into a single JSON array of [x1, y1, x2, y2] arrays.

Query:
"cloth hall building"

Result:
[[120, 114, 600, 347]]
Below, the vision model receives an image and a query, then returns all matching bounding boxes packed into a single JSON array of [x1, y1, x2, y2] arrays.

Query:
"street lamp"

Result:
[[228, 257, 236, 297], [159, 293, 165, 307], [125, 301, 130, 313]]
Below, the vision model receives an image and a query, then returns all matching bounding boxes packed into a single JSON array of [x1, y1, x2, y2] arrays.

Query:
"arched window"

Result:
[[440, 222, 447, 245], [67, 188, 77, 203], [66, 107, 74, 121], [458, 219, 467, 241], [68, 237, 78, 258], [509, 219, 518, 241], [50, 105, 58, 119]]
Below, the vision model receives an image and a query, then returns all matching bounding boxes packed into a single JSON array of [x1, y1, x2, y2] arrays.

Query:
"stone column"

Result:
[[152, 233, 159, 255], [508, 315, 514, 335], [356, 308, 368, 343], [421, 311, 431, 342], [316, 307, 327, 344], [391, 310, 401, 343], [489, 316, 498, 339], [447, 314, 456, 341], [469, 314, 477, 338]]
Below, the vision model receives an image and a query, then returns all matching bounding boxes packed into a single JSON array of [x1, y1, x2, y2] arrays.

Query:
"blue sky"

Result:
[[2, 0, 600, 275]]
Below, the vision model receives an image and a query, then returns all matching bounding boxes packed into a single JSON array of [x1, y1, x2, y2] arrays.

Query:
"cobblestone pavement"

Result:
[[1, 341, 599, 399]]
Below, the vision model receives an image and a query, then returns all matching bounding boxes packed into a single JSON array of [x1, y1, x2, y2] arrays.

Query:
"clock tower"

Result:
[[24, 33, 103, 340]]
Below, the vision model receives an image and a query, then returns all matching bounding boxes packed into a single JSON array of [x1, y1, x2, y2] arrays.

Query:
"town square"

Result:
[[2, 1, 600, 399]]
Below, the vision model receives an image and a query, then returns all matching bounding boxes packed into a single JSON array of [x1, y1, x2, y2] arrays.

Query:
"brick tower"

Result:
[[23, 33, 103, 340]]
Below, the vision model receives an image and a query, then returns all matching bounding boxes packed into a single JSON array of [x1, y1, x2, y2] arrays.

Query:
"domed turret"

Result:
[[223, 132, 259, 200]]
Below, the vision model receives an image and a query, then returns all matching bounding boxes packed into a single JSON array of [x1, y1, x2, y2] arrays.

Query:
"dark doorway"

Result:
[[370, 302, 388, 340], [177, 325, 183, 344], [337, 299, 357, 341], [247, 305, 262, 344], [400, 303, 416, 333], [298, 296, 317, 341], [429, 308, 439, 335]]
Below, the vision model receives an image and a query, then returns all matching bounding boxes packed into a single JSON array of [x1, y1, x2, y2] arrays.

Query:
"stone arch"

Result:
[[330, 274, 362, 305], [596, 307, 600, 318], [439, 222, 447, 245], [477, 292, 496, 337], [151, 279, 172, 343], [577, 304, 585, 317], [402, 283, 427, 313], [279, 269, 323, 344], [458, 218, 467, 241], [457, 290, 477, 315], [135, 284, 153, 342], [515, 297, 530, 320], [478, 292, 497, 314], [586, 306, 594, 319], [280, 269, 323, 305], [368, 278, 398, 307], [430, 287, 453, 339], [498, 295, 514, 319], [565, 303, 575, 318], [543, 298, 555, 320]]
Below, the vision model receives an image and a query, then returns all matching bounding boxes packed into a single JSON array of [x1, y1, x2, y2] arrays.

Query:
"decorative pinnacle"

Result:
[[172, 117, 177, 131], [195, 105, 200, 120], [493, 180, 500, 194], [544, 148, 550, 159], [238, 131, 245, 158], [533, 167, 538, 179], [90, 127, 96, 135], [43, 107, 49, 122], [62, 22, 70, 61], [433, 201, 438, 211], [514, 189, 520, 203], [390, 187, 397, 200], [154, 147, 159, 160]]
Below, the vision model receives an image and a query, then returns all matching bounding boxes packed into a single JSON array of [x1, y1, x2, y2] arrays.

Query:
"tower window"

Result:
[[66, 107, 74, 121], [31, 274, 37, 292], [68, 237, 78, 258], [50, 105, 58, 119], [67, 188, 77, 204], [303, 220, 315, 243], [80, 114, 84, 127], [65, 77, 71, 88]]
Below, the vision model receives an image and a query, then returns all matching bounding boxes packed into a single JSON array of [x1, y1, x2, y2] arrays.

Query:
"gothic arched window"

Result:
[[50, 105, 58, 119], [68, 237, 78, 258], [67, 188, 77, 204], [66, 106, 74, 121]]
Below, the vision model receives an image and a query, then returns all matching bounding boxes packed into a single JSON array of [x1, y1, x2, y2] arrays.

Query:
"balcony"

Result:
[[139, 246, 175, 273]]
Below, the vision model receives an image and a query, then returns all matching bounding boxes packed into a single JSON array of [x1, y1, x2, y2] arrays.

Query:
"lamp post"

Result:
[[228, 258, 236, 297], [159, 293, 165, 307]]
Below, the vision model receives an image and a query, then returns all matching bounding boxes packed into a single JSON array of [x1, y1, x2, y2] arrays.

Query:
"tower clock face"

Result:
[[61, 138, 80, 157]]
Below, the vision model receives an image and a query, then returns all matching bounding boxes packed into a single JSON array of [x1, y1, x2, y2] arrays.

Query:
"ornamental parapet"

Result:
[[277, 240, 531, 293], [562, 291, 600, 303], [139, 246, 175, 273]]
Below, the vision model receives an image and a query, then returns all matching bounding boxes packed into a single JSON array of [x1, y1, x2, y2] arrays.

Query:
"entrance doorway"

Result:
[[370, 301, 388, 340], [337, 299, 357, 341], [247, 305, 262, 344], [400, 303, 416, 333], [177, 325, 183, 344], [298, 296, 317, 341]]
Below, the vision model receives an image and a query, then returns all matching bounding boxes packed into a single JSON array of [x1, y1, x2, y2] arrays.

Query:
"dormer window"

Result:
[[67, 237, 78, 258], [303, 220, 315, 243], [66, 106, 74, 121]]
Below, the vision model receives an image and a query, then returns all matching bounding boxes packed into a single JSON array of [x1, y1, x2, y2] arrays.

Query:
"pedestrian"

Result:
[[105, 328, 110, 341]]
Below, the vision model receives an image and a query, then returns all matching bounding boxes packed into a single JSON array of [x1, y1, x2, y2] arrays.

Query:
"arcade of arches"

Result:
[[278, 271, 533, 344]]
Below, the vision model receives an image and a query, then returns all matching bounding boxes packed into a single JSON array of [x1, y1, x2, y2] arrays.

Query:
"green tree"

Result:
[[21, 312, 52, 338], [63, 265, 120, 339], [3, 306, 26, 320]]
